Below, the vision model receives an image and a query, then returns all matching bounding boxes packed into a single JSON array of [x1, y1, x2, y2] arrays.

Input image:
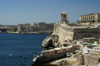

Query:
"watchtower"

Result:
[[60, 12, 69, 24]]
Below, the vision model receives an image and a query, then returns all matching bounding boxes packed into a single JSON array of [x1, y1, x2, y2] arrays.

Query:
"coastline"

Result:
[[21, 31, 52, 34], [1, 31, 52, 34]]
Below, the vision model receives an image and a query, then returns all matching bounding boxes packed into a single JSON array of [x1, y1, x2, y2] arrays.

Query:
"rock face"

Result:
[[41, 37, 54, 48], [41, 35, 59, 48]]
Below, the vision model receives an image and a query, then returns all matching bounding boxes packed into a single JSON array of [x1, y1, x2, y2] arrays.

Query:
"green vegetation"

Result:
[[90, 13, 94, 15], [88, 37, 99, 44], [95, 37, 99, 44], [77, 22, 80, 24], [88, 40, 94, 44], [92, 19, 95, 23], [13, 27, 17, 32]]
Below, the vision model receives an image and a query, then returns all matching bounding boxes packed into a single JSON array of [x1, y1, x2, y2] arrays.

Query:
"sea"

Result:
[[0, 33, 49, 66]]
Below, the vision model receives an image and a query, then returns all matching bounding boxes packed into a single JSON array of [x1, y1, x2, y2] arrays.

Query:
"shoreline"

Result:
[[0, 31, 52, 34]]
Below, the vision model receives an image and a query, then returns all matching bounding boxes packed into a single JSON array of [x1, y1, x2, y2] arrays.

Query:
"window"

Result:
[[64, 15, 66, 18]]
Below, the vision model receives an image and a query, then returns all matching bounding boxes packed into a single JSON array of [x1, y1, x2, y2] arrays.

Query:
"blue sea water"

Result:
[[0, 33, 49, 66]]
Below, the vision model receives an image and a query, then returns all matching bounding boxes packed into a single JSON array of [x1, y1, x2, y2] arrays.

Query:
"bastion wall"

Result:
[[53, 23, 100, 42], [53, 24, 74, 43]]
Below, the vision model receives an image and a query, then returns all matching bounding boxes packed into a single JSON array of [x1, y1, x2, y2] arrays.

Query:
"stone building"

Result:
[[17, 22, 54, 33], [53, 12, 100, 43], [17, 23, 30, 31], [59, 12, 69, 25], [78, 13, 100, 25], [33, 22, 54, 32], [37, 22, 46, 27]]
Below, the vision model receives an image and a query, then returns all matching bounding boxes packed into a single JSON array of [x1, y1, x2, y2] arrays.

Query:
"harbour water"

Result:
[[0, 33, 49, 66]]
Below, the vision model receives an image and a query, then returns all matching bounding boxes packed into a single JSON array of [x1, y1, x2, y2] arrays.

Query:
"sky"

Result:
[[0, 0, 100, 25]]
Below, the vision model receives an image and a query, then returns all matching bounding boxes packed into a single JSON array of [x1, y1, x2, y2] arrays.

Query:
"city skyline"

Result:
[[0, 0, 100, 25]]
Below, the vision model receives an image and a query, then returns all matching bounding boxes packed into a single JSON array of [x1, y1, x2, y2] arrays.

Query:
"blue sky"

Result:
[[0, 0, 100, 25]]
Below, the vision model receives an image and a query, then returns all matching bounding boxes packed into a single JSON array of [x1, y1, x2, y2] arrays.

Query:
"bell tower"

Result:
[[60, 12, 69, 24]]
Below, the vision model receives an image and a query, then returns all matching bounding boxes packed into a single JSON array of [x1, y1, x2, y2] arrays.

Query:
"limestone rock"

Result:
[[41, 35, 59, 48], [41, 37, 54, 48]]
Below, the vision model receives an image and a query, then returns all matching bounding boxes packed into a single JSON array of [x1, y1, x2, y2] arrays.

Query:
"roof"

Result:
[[80, 13, 100, 16], [83, 37, 95, 39], [61, 12, 67, 14]]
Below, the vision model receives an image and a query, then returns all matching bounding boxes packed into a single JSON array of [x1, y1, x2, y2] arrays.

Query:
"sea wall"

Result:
[[53, 24, 74, 43], [76, 54, 99, 66], [84, 54, 99, 66], [53, 23, 100, 41]]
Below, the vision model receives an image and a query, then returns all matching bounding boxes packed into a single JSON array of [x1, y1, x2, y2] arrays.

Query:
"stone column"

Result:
[[86, 16, 87, 21], [95, 14, 98, 22], [81, 16, 82, 21], [88, 16, 89, 21], [83, 16, 85, 21], [92, 16, 93, 21], [85, 16, 86, 21], [87, 16, 88, 21], [93, 16, 94, 20], [89, 16, 90, 21], [91, 16, 92, 21], [90, 16, 92, 21], [82, 16, 83, 21], [79, 16, 82, 21]]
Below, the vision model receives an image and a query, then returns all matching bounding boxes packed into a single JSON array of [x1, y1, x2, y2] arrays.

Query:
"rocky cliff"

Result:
[[41, 34, 59, 48]]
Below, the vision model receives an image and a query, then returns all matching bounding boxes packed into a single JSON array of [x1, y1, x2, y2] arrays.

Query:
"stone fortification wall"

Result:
[[53, 24, 74, 42], [97, 14, 100, 22], [17, 22, 54, 34], [37, 23, 54, 32], [53, 23, 100, 41], [77, 22, 91, 25], [84, 54, 99, 66], [73, 28, 100, 40], [76, 54, 99, 66], [71, 45, 80, 51]]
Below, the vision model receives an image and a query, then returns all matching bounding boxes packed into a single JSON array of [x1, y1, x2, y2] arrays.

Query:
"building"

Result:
[[78, 13, 100, 25], [33, 22, 54, 33], [60, 12, 69, 25], [17, 22, 54, 33], [53, 12, 100, 43]]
